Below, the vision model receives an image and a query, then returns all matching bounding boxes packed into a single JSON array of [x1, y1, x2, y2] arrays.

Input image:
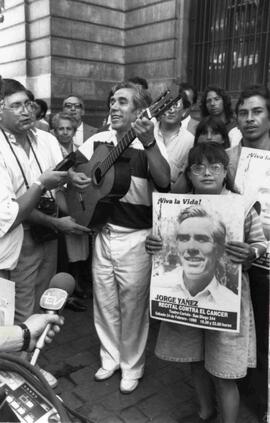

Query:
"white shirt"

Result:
[[181, 115, 191, 130], [0, 128, 62, 199], [228, 126, 242, 148], [0, 154, 23, 270], [151, 266, 239, 311], [73, 121, 84, 148], [0, 128, 62, 269], [154, 122, 194, 183]]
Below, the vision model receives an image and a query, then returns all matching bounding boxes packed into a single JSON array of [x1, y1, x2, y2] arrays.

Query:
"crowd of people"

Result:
[[0, 74, 269, 422]]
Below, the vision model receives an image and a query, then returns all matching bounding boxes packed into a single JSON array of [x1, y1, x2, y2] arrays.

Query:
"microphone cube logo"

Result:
[[40, 288, 68, 311]]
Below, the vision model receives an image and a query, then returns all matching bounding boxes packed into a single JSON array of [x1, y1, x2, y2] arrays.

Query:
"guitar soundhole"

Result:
[[94, 167, 102, 184]]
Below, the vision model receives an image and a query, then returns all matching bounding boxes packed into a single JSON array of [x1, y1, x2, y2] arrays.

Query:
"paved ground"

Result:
[[39, 299, 261, 423]]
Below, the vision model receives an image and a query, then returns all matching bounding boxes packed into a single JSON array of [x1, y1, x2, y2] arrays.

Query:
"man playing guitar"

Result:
[[68, 81, 170, 394]]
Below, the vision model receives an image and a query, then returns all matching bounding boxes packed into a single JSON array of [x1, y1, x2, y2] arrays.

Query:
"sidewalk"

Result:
[[39, 299, 259, 423]]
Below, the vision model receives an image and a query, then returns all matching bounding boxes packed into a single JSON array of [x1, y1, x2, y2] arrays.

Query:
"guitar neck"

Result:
[[99, 127, 137, 178], [97, 90, 180, 179]]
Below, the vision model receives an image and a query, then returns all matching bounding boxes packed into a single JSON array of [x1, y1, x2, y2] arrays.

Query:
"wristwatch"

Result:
[[18, 323, 31, 351], [144, 138, 156, 150]]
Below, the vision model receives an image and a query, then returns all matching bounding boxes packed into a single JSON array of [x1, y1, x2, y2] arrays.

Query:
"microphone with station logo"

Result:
[[30, 272, 75, 365]]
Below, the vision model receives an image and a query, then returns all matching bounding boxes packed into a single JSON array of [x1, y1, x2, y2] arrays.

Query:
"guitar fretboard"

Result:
[[99, 127, 137, 178]]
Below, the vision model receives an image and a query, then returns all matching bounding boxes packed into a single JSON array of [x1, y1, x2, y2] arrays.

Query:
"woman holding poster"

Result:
[[146, 143, 266, 423]]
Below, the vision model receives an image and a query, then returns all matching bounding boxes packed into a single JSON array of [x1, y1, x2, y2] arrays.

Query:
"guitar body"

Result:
[[66, 144, 131, 227], [66, 90, 181, 227]]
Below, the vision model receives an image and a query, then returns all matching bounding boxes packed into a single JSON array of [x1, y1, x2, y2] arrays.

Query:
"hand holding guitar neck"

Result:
[[132, 117, 155, 149]]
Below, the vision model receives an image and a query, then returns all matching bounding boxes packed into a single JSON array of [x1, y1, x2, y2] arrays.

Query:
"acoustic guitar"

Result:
[[66, 90, 183, 227]]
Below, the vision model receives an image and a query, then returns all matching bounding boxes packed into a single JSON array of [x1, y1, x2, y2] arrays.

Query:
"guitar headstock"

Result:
[[142, 90, 184, 120]]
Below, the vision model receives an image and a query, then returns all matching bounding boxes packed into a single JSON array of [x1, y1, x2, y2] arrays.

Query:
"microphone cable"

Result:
[[0, 353, 92, 423]]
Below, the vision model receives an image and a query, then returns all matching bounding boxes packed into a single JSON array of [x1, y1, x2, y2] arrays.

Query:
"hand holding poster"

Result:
[[150, 193, 244, 332], [234, 147, 270, 270]]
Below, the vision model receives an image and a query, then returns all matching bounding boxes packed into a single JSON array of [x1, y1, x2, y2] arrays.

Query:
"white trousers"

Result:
[[93, 224, 151, 380]]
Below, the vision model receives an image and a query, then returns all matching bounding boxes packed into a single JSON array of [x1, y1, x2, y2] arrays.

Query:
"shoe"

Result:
[[39, 368, 58, 389], [65, 296, 87, 312], [120, 378, 139, 394], [94, 367, 118, 381]]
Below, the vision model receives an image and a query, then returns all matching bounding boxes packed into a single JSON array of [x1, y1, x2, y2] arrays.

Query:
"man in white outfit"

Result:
[[70, 81, 170, 393]]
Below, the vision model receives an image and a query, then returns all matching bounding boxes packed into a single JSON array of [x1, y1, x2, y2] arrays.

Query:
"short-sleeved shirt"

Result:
[[0, 154, 23, 269], [79, 130, 168, 229], [0, 128, 62, 269]]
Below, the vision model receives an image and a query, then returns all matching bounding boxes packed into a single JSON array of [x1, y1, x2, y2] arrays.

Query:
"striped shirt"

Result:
[[244, 206, 267, 250], [79, 130, 169, 229]]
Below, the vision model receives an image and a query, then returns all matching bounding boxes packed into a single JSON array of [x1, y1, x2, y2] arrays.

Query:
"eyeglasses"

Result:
[[3, 100, 36, 113], [190, 163, 225, 175], [64, 103, 82, 110], [169, 100, 183, 110]]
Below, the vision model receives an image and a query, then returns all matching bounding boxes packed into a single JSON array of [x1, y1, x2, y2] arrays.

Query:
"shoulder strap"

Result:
[[26, 134, 54, 200], [1, 128, 30, 189]]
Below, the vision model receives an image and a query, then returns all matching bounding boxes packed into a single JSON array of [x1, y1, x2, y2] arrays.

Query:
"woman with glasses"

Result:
[[172, 116, 231, 193], [145, 143, 266, 423]]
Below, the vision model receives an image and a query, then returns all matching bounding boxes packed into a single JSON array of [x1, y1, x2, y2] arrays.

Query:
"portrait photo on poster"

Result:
[[150, 193, 245, 332]]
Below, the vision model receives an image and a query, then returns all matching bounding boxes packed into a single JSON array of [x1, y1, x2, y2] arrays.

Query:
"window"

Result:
[[189, 0, 270, 92]]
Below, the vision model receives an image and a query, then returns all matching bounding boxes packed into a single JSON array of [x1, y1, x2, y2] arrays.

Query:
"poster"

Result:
[[150, 193, 244, 332], [234, 147, 270, 270]]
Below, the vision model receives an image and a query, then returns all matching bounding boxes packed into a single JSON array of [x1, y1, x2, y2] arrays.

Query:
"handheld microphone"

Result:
[[30, 273, 75, 365]]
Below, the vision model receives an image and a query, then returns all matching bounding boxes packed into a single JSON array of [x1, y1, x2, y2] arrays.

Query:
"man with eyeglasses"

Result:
[[63, 95, 97, 148], [0, 77, 74, 388], [154, 91, 194, 184], [62, 95, 97, 305], [0, 79, 89, 325], [151, 205, 238, 311]]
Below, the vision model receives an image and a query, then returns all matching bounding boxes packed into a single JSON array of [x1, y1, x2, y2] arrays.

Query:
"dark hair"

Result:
[[178, 82, 198, 105], [106, 87, 114, 110], [35, 99, 48, 119], [2, 78, 27, 98], [110, 81, 152, 109], [235, 84, 270, 117], [194, 116, 230, 149], [25, 89, 35, 102], [200, 85, 233, 122], [177, 90, 191, 109], [128, 76, 148, 90], [187, 142, 229, 170]]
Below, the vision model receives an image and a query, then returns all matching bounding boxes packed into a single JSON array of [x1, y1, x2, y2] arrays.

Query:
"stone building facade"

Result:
[[1, 0, 269, 125], [0, 0, 190, 126]]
